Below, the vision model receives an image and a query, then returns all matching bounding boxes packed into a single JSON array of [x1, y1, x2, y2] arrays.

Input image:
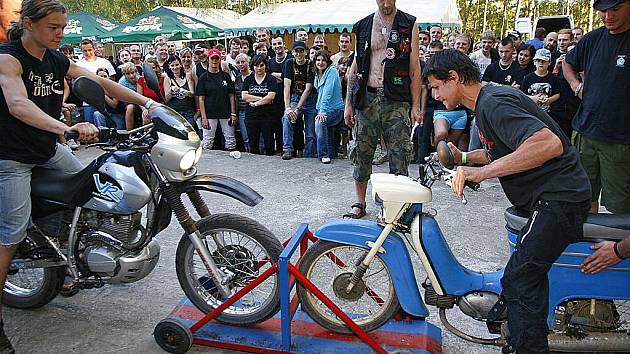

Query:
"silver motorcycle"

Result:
[[4, 67, 282, 327]]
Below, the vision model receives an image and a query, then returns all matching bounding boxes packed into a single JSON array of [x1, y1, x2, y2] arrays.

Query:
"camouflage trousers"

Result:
[[350, 90, 413, 182]]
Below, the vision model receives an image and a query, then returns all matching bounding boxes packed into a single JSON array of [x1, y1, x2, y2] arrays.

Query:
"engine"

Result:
[[79, 211, 160, 284]]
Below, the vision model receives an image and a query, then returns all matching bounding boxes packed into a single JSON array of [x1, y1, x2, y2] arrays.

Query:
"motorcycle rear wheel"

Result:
[[175, 213, 282, 325], [3, 230, 65, 309], [297, 241, 401, 334]]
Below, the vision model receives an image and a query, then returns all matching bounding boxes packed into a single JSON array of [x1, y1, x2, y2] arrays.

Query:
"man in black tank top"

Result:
[[0, 3, 158, 350]]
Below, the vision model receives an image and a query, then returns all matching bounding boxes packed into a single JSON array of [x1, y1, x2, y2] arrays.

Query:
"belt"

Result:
[[367, 86, 385, 94]]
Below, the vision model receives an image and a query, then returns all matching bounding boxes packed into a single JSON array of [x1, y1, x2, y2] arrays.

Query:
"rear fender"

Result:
[[176, 174, 263, 207], [315, 219, 429, 317]]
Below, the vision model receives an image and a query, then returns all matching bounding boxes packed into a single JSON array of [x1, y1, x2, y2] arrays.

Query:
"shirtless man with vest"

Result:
[[343, 0, 422, 218]]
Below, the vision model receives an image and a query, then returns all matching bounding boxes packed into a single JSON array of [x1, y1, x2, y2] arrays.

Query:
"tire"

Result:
[[154, 318, 193, 354], [175, 213, 282, 325], [3, 230, 65, 309], [297, 241, 400, 334]]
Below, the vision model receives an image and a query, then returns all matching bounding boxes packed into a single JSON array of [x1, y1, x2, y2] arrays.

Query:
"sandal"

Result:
[[343, 203, 366, 219]]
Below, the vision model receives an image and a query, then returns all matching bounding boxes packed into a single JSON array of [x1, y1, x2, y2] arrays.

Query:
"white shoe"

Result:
[[321, 157, 331, 164]]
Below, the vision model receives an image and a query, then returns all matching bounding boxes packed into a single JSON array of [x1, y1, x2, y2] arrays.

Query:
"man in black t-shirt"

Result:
[[482, 37, 523, 87], [280, 41, 317, 159], [563, 0, 630, 214], [269, 35, 292, 152], [425, 49, 591, 354]]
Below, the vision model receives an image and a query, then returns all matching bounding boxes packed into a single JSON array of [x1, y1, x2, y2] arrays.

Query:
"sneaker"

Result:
[[296, 149, 304, 158], [67, 139, 79, 151], [321, 157, 331, 164], [281, 151, 292, 160], [372, 152, 388, 165], [0, 322, 14, 354]]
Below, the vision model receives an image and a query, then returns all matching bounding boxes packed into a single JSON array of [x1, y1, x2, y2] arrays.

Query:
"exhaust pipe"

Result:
[[549, 332, 630, 352], [439, 308, 507, 347]]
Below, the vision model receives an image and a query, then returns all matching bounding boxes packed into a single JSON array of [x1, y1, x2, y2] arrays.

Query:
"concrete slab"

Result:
[[5, 148, 510, 354]]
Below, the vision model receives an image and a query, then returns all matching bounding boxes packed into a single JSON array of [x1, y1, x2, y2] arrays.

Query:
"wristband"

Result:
[[614, 242, 626, 259], [230, 113, 236, 116], [461, 152, 467, 165], [144, 99, 155, 109]]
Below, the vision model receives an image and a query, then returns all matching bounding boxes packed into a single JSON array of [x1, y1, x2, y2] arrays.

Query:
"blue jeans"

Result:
[[82, 105, 104, 127], [0, 144, 84, 245], [239, 111, 249, 149], [282, 94, 316, 156], [315, 109, 343, 159], [94, 111, 125, 129]]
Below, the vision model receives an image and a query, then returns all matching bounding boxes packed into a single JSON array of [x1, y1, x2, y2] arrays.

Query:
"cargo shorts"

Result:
[[573, 133, 630, 213], [349, 90, 413, 182]]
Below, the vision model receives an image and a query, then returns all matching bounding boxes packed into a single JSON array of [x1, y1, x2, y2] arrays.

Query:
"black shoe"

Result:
[[0, 322, 15, 354]]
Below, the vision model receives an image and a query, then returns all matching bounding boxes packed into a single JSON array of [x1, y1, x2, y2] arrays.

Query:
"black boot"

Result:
[[0, 322, 15, 354]]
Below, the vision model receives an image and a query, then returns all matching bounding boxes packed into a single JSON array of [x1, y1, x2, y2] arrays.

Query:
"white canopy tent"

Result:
[[165, 7, 242, 36], [227, 0, 462, 36]]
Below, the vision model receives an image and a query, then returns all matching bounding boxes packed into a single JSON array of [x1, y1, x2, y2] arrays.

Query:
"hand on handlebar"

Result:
[[66, 122, 99, 143]]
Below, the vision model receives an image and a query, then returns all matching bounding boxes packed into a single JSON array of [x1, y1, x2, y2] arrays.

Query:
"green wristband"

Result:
[[461, 152, 467, 164]]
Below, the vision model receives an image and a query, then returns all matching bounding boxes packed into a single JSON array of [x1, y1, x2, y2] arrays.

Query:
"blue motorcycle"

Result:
[[297, 142, 630, 352]]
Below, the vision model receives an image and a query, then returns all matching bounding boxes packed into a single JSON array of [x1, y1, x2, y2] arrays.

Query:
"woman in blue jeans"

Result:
[[313, 49, 344, 164]]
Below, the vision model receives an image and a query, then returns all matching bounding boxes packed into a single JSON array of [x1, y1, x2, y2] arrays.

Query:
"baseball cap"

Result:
[[533, 48, 551, 62], [292, 41, 306, 51], [207, 48, 222, 58], [507, 30, 521, 39], [594, 0, 626, 11], [193, 43, 207, 53]]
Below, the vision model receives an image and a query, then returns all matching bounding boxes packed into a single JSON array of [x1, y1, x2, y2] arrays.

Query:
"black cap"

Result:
[[594, 0, 626, 10], [292, 41, 306, 51], [193, 43, 207, 53]]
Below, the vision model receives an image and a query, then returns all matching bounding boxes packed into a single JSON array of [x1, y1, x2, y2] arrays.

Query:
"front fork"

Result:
[[147, 155, 233, 299], [345, 223, 394, 293]]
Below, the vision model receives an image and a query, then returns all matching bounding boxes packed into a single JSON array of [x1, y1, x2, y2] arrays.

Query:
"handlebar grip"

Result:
[[465, 181, 481, 191], [64, 130, 79, 140]]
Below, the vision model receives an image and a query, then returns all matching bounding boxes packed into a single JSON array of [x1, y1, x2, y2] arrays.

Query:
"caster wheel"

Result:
[[154, 318, 193, 353]]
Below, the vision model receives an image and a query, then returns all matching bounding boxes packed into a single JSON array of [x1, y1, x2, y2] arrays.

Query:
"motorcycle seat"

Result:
[[504, 206, 630, 242], [31, 160, 98, 204]]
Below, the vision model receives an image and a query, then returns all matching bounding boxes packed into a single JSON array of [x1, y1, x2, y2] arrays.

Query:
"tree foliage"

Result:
[[457, 0, 603, 40]]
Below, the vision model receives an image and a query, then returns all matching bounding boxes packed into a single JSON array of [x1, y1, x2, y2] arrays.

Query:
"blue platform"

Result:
[[167, 297, 443, 353]]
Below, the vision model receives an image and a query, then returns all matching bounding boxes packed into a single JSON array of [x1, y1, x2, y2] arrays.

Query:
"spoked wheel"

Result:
[[154, 319, 193, 354], [3, 230, 64, 309], [297, 241, 400, 334], [176, 213, 282, 325]]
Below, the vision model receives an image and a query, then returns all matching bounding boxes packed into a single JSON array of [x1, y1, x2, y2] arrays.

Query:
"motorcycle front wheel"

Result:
[[3, 230, 65, 309], [175, 213, 282, 325], [297, 241, 401, 334]]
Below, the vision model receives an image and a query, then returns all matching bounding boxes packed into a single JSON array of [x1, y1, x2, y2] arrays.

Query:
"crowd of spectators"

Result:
[[59, 25, 587, 167]]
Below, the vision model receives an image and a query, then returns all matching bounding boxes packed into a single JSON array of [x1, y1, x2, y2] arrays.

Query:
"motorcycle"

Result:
[[4, 66, 283, 327], [297, 141, 630, 352]]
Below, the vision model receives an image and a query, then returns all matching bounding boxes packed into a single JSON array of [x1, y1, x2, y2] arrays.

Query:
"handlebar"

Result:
[[64, 125, 151, 150], [64, 130, 79, 140]]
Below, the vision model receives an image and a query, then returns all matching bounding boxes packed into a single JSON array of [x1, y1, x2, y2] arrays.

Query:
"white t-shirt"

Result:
[[76, 56, 116, 76], [469, 50, 492, 79]]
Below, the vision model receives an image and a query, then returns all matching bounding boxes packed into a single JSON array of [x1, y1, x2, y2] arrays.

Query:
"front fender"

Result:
[[315, 219, 429, 317], [176, 174, 263, 207]]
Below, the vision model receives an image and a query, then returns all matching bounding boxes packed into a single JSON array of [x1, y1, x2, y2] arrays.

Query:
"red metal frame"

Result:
[[182, 224, 388, 353]]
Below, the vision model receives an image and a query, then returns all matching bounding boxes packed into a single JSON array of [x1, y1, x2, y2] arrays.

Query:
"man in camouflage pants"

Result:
[[344, 0, 422, 218]]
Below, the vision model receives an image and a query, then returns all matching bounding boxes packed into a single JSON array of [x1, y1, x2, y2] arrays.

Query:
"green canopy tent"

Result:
[[61, 11, 119, 44], [101, 6, 221, 44]]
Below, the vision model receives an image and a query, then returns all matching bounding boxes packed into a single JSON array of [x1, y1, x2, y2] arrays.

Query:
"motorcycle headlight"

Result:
[[179, 150, 196, 171], [194, 146, 202, 164]]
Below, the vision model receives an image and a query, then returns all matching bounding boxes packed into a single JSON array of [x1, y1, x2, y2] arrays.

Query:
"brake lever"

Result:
[[442, 168, 468, 205]]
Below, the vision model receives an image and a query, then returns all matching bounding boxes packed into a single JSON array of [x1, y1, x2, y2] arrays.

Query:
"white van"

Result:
[[515, 15, 574, 39]]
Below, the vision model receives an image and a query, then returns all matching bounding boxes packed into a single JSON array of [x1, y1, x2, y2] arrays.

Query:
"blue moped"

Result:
[[297, 142, 630, 352]]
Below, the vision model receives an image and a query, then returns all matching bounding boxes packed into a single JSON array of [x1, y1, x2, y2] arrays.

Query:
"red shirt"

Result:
[[137, 76, 165, 103]]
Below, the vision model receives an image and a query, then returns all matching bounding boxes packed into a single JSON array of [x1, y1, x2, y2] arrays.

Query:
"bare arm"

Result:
[[295, 83, 313, 109], [562, 60, 582, 97], [451, 128, 563, 197], [242, 91, 262, 103], [581, 237, 630, 274], [344, 58, 359, 127], [409, 25, 422, 122], [253, 91, 276, 106], [0, 54, 71, 136], [283, 78, 292, 109], [68, 62, 154, 108], [230, 93, 236, 115], [163, 76, 173, 103]]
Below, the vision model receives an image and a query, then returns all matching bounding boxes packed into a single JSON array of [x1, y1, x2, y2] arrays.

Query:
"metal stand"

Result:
[[154, 224, 442, 353]]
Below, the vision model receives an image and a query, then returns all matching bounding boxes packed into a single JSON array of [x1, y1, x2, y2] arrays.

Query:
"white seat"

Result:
[[371, 173, 432, 204]]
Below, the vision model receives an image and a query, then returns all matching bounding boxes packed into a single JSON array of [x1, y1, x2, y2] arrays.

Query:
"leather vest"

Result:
[[352, 10, 416, 107]]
